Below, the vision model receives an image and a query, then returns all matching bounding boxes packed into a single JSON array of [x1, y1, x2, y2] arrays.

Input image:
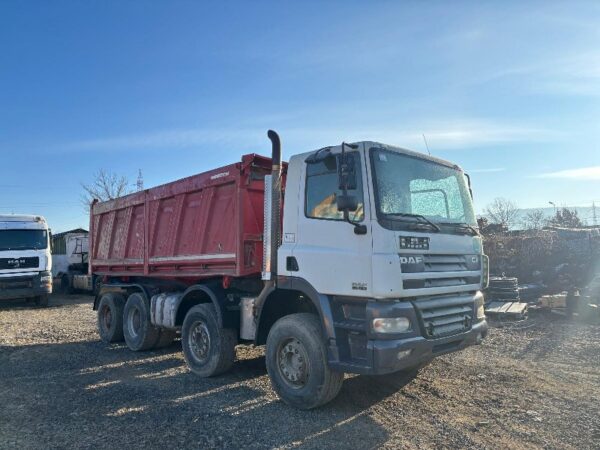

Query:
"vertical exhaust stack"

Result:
[[262, 130, 282, 281], [266, 129, 282, 279], [250, 130, 282, 331]]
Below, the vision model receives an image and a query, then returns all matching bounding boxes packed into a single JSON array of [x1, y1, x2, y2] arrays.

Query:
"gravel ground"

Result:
[[1, 293, 599, 449]]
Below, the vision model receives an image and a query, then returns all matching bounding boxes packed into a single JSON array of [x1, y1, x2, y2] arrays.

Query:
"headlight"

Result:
[[40, 275, 52, 284], [481, 254, 489, 289], [372, 317, 411, 333], [475, 292, 485, 320]]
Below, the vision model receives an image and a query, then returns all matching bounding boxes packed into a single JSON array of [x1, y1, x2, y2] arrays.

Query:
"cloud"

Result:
[[58, 118, 554, 155], [478, 52, 600, 97], [65, 128, 265, 151], [536, 166, 600, 180]]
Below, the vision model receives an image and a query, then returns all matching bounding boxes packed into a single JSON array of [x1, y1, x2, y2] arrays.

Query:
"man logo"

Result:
[[399, 256, 423, 264]]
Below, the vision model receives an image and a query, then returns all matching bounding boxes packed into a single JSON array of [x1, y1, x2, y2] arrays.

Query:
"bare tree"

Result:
[[485, 197, 520, 228], [81, 169, 130, 212], [547, 207, 583, 228], [522, 209, 546, 230]]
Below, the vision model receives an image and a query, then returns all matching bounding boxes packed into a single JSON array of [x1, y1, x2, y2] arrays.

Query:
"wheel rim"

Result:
[[277, 338, 309, 389], [127, 306, 142, 338], [188, 321, 211, 363], [101, 304, 112, 330]]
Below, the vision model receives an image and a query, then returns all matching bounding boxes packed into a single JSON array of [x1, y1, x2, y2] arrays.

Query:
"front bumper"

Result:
[[0, 271, 52, 300], [327, 292, 488, 375], [369, 319, 488, 375]]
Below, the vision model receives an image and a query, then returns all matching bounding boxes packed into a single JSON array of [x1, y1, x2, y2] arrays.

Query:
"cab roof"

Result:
[[0, 214, 46, 223], [292, 141, 463, 172]]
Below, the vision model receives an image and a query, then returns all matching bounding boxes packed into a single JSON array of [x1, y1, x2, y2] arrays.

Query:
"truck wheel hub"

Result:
[[127, 307, 142, 338], [278, 339, 308, 388], [189, 321, 211, 362], [101, 305, 112, 330]]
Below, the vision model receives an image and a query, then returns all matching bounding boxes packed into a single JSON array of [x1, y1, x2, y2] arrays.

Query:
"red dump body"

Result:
[[90, 154, 279, 281]]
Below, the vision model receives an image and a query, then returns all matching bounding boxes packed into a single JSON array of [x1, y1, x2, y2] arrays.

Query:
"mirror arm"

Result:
[[338, 141, 365, 234]]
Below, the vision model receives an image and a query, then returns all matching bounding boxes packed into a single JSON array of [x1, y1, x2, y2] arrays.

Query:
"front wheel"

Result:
[[61, 274, 72, 294], [181, 304, 236, 377], [34, 295, 49, 307], [266, 313, 344, 410]]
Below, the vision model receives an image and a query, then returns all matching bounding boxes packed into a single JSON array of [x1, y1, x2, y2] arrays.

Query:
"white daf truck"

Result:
[[0, 215, 53, 306], [93, 131, 489, 409]]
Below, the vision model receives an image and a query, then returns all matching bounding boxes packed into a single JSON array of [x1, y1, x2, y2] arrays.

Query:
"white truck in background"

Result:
[[0, 215, 52, 306], [51, 229, 98, 294]]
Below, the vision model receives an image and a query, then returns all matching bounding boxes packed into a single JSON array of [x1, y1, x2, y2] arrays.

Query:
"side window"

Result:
[[305, 153, 364, 221]]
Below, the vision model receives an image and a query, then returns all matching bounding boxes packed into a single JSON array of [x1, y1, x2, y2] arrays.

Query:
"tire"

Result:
[[181, 304, 236, 377], [97, 293, 125, 343], [155, 329, 177, 349], [35, 295, 49, 307], [92, 277, 102, 296], [266, 313, 344, 410], [123, 292, 160, 351], [61, 274, 73, 294]]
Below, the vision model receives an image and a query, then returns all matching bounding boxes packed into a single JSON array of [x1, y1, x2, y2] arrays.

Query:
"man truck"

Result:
[[91, 131, 488, 409], [0, 214, 52, 306]]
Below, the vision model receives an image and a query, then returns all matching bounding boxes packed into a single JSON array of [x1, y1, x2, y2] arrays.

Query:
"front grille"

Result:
[[401, 254, 481, 290], [0, 257, 39, 270], [412, 294, 474, 339], [404, 275, 481, 290], [423, 254, 469, 272], [0, 277, 34, 290]]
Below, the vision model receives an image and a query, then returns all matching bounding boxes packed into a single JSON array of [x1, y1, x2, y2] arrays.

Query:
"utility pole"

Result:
[[136, 169, 144, 192]]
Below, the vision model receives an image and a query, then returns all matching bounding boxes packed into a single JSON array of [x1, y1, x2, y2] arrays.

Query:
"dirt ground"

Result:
[[0, 294, 599, 450]]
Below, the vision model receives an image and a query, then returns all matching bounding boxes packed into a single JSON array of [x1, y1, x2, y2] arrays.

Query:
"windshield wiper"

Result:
[[440, 222, 480, 236], [385, 213, 440, 232]]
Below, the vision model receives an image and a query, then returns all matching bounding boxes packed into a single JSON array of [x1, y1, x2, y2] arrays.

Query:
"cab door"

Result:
[[291, 144, 373, 297]]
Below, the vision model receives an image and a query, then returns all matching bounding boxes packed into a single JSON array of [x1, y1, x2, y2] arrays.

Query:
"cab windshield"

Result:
[[0, 229, 48, 251], [370, 148, 476, 229]]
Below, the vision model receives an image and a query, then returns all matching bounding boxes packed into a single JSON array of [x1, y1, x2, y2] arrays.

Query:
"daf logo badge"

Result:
[[399, 256, 423, 264]]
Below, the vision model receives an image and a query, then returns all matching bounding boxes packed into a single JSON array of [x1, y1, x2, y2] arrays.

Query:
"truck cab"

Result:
[[0, 215, 53, 306], [51, 229, 96, 293], [273, 142, 488, 377]]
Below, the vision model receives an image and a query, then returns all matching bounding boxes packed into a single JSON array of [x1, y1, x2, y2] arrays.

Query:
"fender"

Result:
[[257, 276, 336, 342], [93, 282, 153, 310], [176, 282, 236, 329]]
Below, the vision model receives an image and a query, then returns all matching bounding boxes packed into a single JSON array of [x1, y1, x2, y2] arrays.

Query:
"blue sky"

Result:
[[1, 1, 599, 231]]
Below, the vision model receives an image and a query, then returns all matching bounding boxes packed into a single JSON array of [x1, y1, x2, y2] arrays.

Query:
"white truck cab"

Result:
[[0, 215, 52, 306], [271, 141, 488, 377]]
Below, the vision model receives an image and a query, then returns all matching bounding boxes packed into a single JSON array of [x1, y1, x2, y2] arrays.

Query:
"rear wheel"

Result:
[[123, 292, 160, 351], [266, 313, 344, 410], [181, 304, 236, 377], [97, 293, 125, 343]]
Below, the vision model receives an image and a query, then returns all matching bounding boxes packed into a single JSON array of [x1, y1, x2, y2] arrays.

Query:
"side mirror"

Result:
[[338, 153, 357, 190], [336, 194, 359, 212]]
